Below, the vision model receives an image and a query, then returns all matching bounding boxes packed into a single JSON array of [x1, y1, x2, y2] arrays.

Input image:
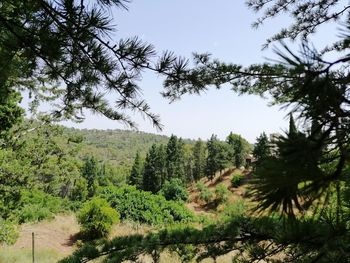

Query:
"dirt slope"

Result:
[[186, 168, 249, 214], [13, 214, 79, 256]]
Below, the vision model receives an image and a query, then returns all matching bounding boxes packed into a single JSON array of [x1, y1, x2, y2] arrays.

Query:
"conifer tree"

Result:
[[81, 156, 99, 197], [129, 151, 143, 189], [192, 139, 206, 181], [206, 135, 230, 180], [288, 114, 298, 137], [253, 132, 270, 163], [142, 144, 166, 193], [156, 144, 168, 187], [226, 133, 249, 168], [166, 135, 185, 182]]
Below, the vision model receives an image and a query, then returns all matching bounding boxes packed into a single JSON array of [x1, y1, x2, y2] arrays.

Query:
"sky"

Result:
[[57, 1, 339, 143]]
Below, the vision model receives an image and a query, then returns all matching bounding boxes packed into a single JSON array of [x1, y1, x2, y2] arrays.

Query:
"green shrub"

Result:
[[15, 190, 64, 223], [159, 178, 189, 202], [214, 184, 229, 204], [199, 188, 213, 203], [0, 219, 18, 245], [98, 185, 194, 225], [220, 200, 247, 220], [196, 183, 213, 203], [195, 182, 206, 192], [78, 198, 120, 239], [231, 172, 244, 187], [70, 178, 88, 202]]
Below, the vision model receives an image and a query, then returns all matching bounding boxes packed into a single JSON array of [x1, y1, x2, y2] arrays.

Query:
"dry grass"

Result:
[[13, 214, 79, 256]]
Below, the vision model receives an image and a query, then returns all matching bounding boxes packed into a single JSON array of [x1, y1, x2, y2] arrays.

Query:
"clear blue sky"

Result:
[[60, 1, 336, 143]]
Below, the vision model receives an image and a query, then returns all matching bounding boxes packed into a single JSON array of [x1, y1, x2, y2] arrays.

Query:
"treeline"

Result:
[[128, 133, 252, 193]]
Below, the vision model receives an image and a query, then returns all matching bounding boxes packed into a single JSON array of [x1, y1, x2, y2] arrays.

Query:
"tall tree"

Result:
[[252, 132, 270, 164], [166, 135, 185, 182], [142, 144, 166, 193], [226, 132, 250, 168], [206, 135, 230, 180], [288, 114, 298, 137], [129, 151, 143, 189], [81, 156, 100, 197], [192, 139, 206, 181]]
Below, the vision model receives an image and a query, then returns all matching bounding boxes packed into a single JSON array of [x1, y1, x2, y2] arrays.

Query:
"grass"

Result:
[[0, 248, 63, 263]]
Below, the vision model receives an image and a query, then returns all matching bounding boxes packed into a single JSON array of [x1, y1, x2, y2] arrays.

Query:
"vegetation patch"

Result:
[[78, 198, 120, 239], [231, 172, 244, 188], [0, 219, 18, 245], [99, 186, 194, 225], [159, 178, 189, 202], [14, 190, 65, 223]]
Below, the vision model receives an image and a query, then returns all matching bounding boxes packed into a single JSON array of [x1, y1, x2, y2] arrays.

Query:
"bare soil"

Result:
[[13, 214, 79, 256]]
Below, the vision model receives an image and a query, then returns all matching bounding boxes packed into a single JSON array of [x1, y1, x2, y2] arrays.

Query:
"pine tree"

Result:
[[234, 138, 244, 168], [206, 135, 217, 180], [253, 132, 270, 163], [156, 145, 167, 187], [81, 156, 99, 197], [166, 135, 185, 182], [206, 135, 230, 180], [129, 151, 143, 189], [142, 144, 166, 193], [288, 114, 298, 137], [226, 133, 249, 168], [192, 139, 206, 181]]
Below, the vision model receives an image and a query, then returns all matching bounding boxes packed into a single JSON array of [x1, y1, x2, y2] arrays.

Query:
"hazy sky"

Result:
[[60, 1, 337, 143]]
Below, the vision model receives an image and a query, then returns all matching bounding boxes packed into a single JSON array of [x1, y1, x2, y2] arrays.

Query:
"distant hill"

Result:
[[63, 127, 193, 166]]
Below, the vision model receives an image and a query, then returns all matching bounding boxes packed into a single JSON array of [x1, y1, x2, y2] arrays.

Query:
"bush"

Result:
[[78, 198, 120, 239], [196, 182, 213, 203], [98, 185, 194, 225], [195, 182, 206, 192], [220, 200, 247, 220], [0, 219, 18, 245], [199, 187, 213, 203], [231, 172, 244, 187], [70, 178, 88, 202], [214, 184, 230, 204], [159, 178, 189, 202], [15, 190, 64, 223]]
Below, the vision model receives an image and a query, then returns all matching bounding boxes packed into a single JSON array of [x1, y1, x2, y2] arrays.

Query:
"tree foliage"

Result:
[[0, 0, 196, 130], [192, 139, 207, 181], [129, 151, 143, 189], [78, 197, 120, 239], [252, 132, 271, 164], [206, 135, 230, 180], [142, 144, 167, 193], [166, 135, 186, 182], [159, 178, 189, 202], [226, 132, 251, 168]]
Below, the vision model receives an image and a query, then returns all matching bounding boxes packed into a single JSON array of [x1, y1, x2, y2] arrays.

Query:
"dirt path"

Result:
[[13, 214, 79, 256]]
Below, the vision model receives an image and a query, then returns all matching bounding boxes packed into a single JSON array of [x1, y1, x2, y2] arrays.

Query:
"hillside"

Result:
[[63, 127, 193, 166]]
